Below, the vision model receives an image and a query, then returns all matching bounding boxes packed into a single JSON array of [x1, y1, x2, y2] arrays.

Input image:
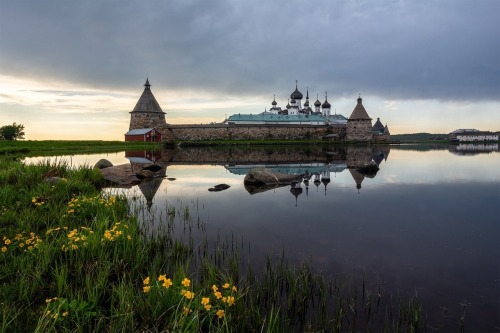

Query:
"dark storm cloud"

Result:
[[1, 0, 499, 101]]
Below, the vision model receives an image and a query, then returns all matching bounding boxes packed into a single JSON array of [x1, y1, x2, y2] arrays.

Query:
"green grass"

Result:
[[0, 157, 428, 332], [0, 140, 164, 157]]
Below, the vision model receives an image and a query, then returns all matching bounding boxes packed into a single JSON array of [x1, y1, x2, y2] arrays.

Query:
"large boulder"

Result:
[[94, 159, 113, 169], [356, 161, 379, 178], [244, 167, 302, 186]]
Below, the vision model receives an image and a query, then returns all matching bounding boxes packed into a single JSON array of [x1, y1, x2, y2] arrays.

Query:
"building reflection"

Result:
[[124, 150, 168, 209], [448, 143, 499, 155], [114, 145, 391, 207]]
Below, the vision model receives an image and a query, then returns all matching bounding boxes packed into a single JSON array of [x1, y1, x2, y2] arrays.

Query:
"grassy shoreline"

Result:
[[0, 157, 429, 332], [0, 139, 451, 157], [0, 140, 164, 156]]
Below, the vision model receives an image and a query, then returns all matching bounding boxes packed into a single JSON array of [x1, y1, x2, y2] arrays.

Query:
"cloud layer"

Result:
[[1, 0, 499, 139], [1, 0, 499, 101]]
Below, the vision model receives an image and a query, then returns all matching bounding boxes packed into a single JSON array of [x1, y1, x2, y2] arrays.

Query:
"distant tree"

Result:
[[0, 123, 25, 141]]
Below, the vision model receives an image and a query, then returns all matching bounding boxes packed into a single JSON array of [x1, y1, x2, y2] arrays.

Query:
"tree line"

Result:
[[0, 123, 25, 140]]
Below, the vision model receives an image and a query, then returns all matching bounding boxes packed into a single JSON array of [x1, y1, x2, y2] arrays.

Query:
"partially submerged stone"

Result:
[[244, 167, 302, 186], [208, 184, 230, 192], [356, 162, 379, 178], [94, 159, 113, 169]]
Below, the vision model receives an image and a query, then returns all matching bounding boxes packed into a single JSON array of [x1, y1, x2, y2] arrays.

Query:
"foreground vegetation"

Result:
[[0, 157, 426, 332]]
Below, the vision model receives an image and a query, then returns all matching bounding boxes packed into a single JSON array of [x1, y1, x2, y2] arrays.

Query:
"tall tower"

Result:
[[129, 79, 167, 130], [346, 96, 373, 142]]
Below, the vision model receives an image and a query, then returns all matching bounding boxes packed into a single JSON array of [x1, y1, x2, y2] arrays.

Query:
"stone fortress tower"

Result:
[[129, 79, 167, 131], [346, 96, 373, 142]]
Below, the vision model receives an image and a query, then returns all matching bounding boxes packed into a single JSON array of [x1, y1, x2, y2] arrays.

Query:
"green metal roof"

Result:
[[227, 113, 327, 123]]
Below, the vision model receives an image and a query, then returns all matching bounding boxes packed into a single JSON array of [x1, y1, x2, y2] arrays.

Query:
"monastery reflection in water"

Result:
[[121, 145, 392, 206]]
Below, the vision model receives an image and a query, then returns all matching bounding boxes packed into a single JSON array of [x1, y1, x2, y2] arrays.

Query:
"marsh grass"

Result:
[[1, 157, 427, 332]]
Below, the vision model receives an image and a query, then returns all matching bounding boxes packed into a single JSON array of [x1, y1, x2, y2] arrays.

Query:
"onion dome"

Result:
[[349, 96, 371, 120], [372, 117, 385, 133], [271, 94, 277, 106], [286, 99, 291, 109], [322, 92, 331, 108], [314, 99, 321, 107], [290, 81, 303, 100], [384, 124, 390, 135]]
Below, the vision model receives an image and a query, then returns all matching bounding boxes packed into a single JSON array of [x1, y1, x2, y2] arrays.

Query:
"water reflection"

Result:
[[449, 142, 499, 155], [116, 145, 391, 205], [22, 145, 500, 331]]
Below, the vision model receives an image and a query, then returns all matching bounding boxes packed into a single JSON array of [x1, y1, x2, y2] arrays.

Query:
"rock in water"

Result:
[[142, 164, 163, 172], [356, 162, 379, 178], [208, 184, 230, 192], [94, 159, 113, 169], [244, 167, 302, 185], [136, 170, 155, 179]]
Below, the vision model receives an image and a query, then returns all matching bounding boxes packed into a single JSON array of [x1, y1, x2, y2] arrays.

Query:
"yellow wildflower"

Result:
[[162, 279, 173, 289], [212, 285, 219, 292], [222, 283, 230, 289], [226, 296, 235, 306], [143, 277, 150, 285], [182, 307, 191, 315], [232, 286, 237, 292], [1, 247, 6, 253], [32, 197, 37, 203], [201, 297, 210, 305], [62, 311, 68, 317], [181, 277, 190, 287], [214, 291, 222, 299], [184, 291, 194, 299], [180, 289, 187, 296], [204, 304, 212, 311], [158, 275, 167, 282], [4, 239, 11, 245], [143, 285, 151, 293], [216, 309, 225, 319]]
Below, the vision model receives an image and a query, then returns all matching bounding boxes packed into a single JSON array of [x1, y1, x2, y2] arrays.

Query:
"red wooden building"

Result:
[[124, 128, 162, 142]]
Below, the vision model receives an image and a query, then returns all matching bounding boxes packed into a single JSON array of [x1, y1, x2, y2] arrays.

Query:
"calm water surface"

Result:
[[26, 144, 500, 331]]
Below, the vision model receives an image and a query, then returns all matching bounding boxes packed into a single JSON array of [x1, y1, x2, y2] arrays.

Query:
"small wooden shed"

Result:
[[124, 128, 162, 142]]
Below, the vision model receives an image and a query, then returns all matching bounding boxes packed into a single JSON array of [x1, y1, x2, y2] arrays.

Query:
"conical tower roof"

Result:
[[132, 79, 164, 113], [349, 97, 371, 120], [349, 169, 365, 192], [373, 117, 385, 132], [384, 124, 390, 135]]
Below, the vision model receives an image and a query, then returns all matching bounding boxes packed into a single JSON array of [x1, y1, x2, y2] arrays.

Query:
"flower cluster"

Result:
[[46, 226, 94, 252], [62, 227, 93, 251], [1, 232, 42, 253], [141, 274, 238, 320], [43, 297, 96, 322], [65, 195, 118, 217], [44, 297, 69, 320], [103, 222, 131, 242], [31, 196, 46, 207]]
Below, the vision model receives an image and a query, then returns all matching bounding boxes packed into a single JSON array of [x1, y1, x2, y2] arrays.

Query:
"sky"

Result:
[[1, 0, 499, 140]]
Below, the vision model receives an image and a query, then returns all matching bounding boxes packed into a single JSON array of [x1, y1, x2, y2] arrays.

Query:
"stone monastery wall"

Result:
[[157, 124, 346, 141]]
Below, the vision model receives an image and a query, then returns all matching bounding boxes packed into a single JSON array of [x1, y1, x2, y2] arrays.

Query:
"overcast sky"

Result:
[[1, 0, 499, 140]]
